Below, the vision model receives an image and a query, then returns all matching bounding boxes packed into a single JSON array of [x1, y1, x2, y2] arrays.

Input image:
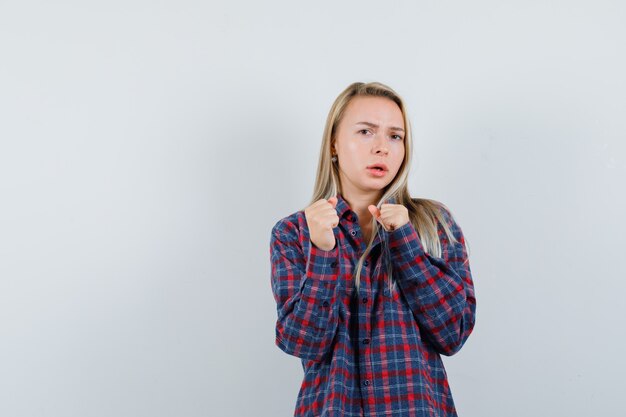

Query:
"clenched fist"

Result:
[[367, 203, 409, 232], [304, 197, 339, 251]]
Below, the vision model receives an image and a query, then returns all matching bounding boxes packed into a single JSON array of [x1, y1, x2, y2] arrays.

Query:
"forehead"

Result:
[[342, 96, 404, 126]]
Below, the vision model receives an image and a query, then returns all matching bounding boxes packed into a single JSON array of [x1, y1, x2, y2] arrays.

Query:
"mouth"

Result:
[[366, 163, 389, 172], [366, 165, 388, 177]]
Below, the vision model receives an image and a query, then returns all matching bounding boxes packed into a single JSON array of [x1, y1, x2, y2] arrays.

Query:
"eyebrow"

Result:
[[355, 121, 405, 132]]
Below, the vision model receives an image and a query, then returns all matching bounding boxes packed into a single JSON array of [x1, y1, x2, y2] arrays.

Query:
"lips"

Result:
[[366, 163, 388, 172]]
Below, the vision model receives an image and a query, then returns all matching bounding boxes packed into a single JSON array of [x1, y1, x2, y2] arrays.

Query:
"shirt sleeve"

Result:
[[269, 219, 341, 361], [387, 206, 477, 356]]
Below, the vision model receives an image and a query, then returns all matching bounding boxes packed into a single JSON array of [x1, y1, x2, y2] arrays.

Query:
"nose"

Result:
[[373, 135, 389, 155]]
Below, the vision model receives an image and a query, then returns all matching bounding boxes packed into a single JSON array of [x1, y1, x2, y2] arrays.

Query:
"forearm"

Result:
[[388, 220, 476, 356], [271, 227, 341, 361]]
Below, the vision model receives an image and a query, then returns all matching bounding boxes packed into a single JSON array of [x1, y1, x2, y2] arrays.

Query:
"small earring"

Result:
[[331, 155, 337, 162]]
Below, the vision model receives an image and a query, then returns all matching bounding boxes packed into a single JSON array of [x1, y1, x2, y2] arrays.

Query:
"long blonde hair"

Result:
[[306, 81, 466, 295]]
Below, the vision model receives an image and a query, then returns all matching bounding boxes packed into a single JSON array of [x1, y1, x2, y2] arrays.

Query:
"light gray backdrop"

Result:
[[1, 1, 625, 416]]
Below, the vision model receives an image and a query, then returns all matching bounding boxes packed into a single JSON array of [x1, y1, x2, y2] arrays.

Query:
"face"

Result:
[[332, 96, 405, 196]]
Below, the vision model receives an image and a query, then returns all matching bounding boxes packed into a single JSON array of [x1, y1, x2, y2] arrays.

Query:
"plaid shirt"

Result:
[[270, 194, 476, 417]]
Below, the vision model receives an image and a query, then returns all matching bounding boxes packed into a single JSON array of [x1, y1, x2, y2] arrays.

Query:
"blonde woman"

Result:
[[269, 81, 477, 416]]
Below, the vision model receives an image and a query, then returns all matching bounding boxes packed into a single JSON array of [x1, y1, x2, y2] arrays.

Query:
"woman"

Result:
[[269, 81, 477, 416]]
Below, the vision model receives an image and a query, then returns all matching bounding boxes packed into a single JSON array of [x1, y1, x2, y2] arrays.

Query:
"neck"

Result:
[[340, 191, 382, 224]]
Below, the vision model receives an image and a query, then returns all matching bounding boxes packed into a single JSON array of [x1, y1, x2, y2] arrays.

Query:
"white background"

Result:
[[1, 1, 625, 416]]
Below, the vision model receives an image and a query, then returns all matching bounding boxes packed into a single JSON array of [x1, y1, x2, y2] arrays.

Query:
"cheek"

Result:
[[343, 144, 366, 167], [344, 140, 361, 154], [347, 155, 365, 173], [391, 158, 404, 176], [393, 145, 405, 164]]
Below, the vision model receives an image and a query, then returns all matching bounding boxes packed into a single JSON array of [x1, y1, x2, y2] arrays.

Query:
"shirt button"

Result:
[[362, 297, 368, 304], [364, 261, 369, 266], [363, 380, 370, 386], [330, 261, 337, 267], [322, 301, 329, 307], [363, 338, 370, 344], [350, 230, 357, 236]]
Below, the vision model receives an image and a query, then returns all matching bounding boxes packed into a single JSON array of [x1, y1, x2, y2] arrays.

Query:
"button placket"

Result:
[[361, 254, 375, 395], [341, 208, 376, 394]]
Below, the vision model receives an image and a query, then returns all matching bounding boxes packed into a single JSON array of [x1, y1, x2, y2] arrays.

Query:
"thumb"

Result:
[[327, 196, 338, 208], [368, 204, 381, 221], [369, 205, 388, 230]]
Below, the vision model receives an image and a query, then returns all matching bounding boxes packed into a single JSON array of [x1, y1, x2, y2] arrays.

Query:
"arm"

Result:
[[269, 219, 341, 361], [388, 207, 476, 356]]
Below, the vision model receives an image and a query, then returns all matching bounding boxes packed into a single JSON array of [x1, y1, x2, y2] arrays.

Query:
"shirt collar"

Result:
[[336, 193, 397, 220], [335, 193, 352, 220], [335, 194, 396, 210]]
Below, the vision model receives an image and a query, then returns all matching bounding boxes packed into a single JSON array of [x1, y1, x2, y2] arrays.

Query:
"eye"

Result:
[[391, 134, 404, 141], [358, 129, 371, 135]]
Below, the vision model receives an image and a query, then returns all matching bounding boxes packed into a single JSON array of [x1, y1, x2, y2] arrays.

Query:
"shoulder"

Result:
[[270, 209, 309, 242], [270, 209, 315, 262]]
